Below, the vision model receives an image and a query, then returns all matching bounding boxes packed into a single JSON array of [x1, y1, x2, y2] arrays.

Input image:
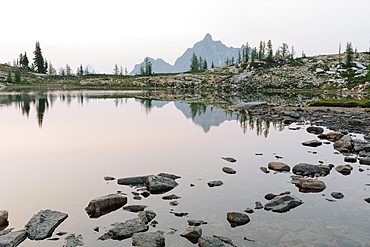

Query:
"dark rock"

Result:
[[132, 232, 165, 247], [358, 157, 370, 165], [254, 201, 263, 209], [331, 192, 344, 199], [264, 194, 303, 213], [150, 221, 158, 227], [146, 176, 178, 194], [213, 235, 236, 246], [359, 168, 365, 172], [291, 175, 304, 185], [226, 212, 250, 227], [117, 175, 152, 185], [25, 209, 68, 240], [364, 198, 370, 203], [169, 201, 179, 206], [198, 236, 225, 247], [333, 139, 353, 152], [161, 194, 181, 200], [0, 211, 8, 227], [318, 132, 344, 141], [190, 184, 195, 187], [207, 180, 223, 187], [302, 140, 322, 147], [187, 220, 207, 226], [93, 227, 99, 232], [62, 233, 84, 247], [56, 232, 68, 236], [172, 212, 188, 217], [137, 210, 156, 224], [307, 126, 324, 134], [141, 191, 151, 198], [268, 162, 290, 172], [259, 167, 270, 173], [222, 157, 237, 163], [85, 194, 127, 218], [157, 173, 181, 180], [292, 163, 331, 177], [222, 167, 236, 174], [180, 226, 202, 243], [104, 176, 115, 181], [344, 156, 357, 163], [264, 193, 277, 200], [0, 229, 27, 247], [298, 178, 326, 192], [98, 218, 148, 240], [335, 165, 353, 175], [123, 205, 147, 213], [133, 195, 142, 200], [243, 208, 254, 214]]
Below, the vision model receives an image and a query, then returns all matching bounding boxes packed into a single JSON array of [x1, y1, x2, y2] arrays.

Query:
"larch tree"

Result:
[[33, 41, 46, 73]]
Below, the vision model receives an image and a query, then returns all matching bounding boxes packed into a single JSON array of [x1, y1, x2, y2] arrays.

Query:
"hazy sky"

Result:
[[1, 0, 370, 73]]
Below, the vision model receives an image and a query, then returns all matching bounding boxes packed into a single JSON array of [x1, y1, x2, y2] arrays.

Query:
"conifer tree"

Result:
[[267, 40, 273, 61], [21, 52, 29, 69], [33, 41, 46, 73], [199, 57, 204, 70], [345, 42, 354, 67], [203, 60, 208, 70], [6, 70, 13, 83], [14, 69, 21, 83], [190, 52, 199, 71], [211, 61, 215, 68], [244, 42, 250, 63], [258, 41, 265, 59], [113, 63, 119, 75]]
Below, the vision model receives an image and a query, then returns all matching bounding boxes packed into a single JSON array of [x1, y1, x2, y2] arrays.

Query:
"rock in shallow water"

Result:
[[222, 157, 237, 163], [62, 233, 84, 247], [85, 194, 127, 218], [226, 212, 250, 227], [306, 126, 324, 134], [132, 232, 165, 247], [264, 194, 303, 213], [122, 205, 147, 213], [198, 236, 225, 247], [331, 192, 344, 199], [0, 210, 8, 227], [207, 180, 223, 187], [146, 176, 179, 194], [25, 209, 68, 240], [298, 178, 326, 192], [292, 163, 331, 177], [0, 229, 27, 247], [180, 226, 202, 243], [302, 140, 322, 147], [138, 210, 156, 224], [99, 218, 148, 240], [335, 165, 353, 175], [222, 167, 236, 174], [268, 162, 290, 172]]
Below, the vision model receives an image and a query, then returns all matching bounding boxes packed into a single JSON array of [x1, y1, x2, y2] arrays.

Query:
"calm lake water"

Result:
[[0, 90, 369, 247]]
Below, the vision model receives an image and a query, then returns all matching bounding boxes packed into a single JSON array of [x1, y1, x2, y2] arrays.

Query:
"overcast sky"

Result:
[[1, 0, 370, 73]]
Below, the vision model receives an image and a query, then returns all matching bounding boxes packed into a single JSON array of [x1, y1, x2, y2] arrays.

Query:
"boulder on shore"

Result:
[[85, 194, 127, 218], [25, 209, 68, 240], [264, 194, 303, 213], [146, 176, 178, 194], [268, 162, 290, 172]]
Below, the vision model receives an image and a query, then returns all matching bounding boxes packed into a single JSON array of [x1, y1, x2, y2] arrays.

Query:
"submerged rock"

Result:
[[268, 162, 290, 172], [146, 176, 178, 194], [292, 163, 331, 177], [264, 194, 303, 213], [298, 178, 326, 192], [213, 235, 236, 247], [254, 201, 263, 209], [0, 229, 27, 247], [161, 194, 181, 200], [187, 220, 207, 226], [85, 194, 127, 218], [198, 236, 225, 247], [226, 212, 250, 227], [99, 218, 148, 240], [62, 233, 84, 247], [260, 167, 270, 173], [207, 180, 223, 187], [132, 232, 165, 247], [25, 209, 68, 240], [122, 205, 147, 213]]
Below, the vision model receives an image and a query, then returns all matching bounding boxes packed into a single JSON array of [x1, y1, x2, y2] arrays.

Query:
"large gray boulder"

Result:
[[146, 176, 178, 194], [298, 178, 326, 192], [98, 218, 148, 240], [0, 229, 27, 247], [180, 226, 202, 243], [198, 236, 225, 247], [0, 210, 8, 227], [117, 175, 153, 185], [132, 232, 165, 247], [25, 209, 68, 240], [62, 233, 84, 247], [85, 194, 127, 218], [292, 163, 331, 177], [264, 194, 303, 213]]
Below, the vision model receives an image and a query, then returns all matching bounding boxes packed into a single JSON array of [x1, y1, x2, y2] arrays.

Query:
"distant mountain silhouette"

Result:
[[130, 34, 245, 75]]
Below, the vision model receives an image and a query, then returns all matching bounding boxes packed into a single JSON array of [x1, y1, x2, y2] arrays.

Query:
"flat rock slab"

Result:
[[198, 236, 225, 247], [207, 180, 223, 187], [122, 205, 147, 213], [157, 173, 181, 180], [292, 163, 331, 177], [146, 176, 178, 194], [132, 232, 165, 247], [25, 209, 68, 240], [264, 194, 303, 213], [161, 194, 181, 200], [268, 162, 290, 172], [117, 175, 153, 185], [302, 140, 322, 147], [62, 233, 84, 247], [99, 218, 148, 240], [187, 220, 207, 226], [226, 212, 250, 227], [298, 178, 326, 192], [0, 229, 27, 247], [138, 210, 156, 224], [85, 194, 127, 218]]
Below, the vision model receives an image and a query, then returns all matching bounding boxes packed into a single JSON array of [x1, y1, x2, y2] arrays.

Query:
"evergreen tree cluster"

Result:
[[189, 53, 208, 71], [139, 57, 153, 76]]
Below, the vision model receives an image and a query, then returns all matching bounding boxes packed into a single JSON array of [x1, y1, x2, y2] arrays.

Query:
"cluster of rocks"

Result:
[[0, 209, 78, 247]]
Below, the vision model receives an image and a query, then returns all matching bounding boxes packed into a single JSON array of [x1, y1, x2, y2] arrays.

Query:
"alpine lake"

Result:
[[0, 88, 369, 247]]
